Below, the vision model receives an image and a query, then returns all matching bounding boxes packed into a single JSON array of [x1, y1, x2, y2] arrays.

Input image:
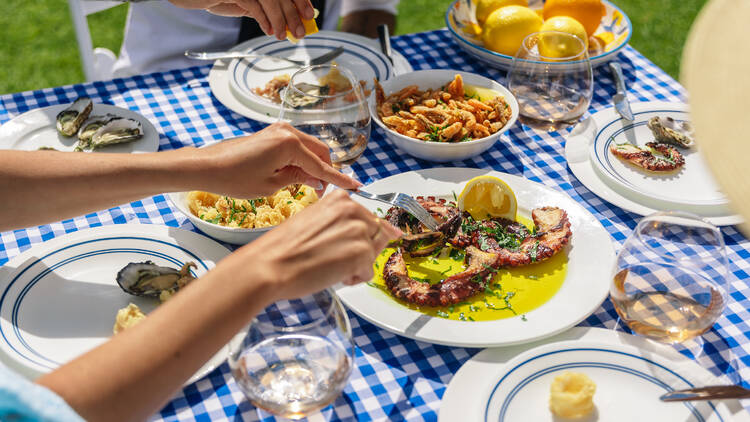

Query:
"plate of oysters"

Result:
[[0, 224, 230, 385], [0, 97, 159, 153]]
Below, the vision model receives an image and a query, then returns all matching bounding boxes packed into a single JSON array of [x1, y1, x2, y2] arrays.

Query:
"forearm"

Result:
[[0, 149, 203, 231], [340, 10, 395, 38], [37, 251, 276, 422]]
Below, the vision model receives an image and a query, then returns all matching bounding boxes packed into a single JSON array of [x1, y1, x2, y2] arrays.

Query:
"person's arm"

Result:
[[37, 190, 402, 421], [340, 9, 395, 38], [0, 122, 358, 231]]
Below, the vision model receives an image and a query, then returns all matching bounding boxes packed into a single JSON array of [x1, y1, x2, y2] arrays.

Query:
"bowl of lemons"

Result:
[[445, 0, 632, 70]]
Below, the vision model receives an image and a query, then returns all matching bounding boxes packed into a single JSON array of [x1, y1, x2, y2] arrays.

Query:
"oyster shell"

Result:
[[116, 261, 196, 297], [75, 114, 117, 151], [90, 118, 143, 149], [56, 97, 93, 136], [284, 82, 329, 108], [647, 116, 695, 148]]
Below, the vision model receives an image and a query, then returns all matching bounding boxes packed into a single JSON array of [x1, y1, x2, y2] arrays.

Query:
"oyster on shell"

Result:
[[285, 82, 330, 108], [56, 97, 93, 136], [90, 118, 143, 149], [75, 114, 117, 151], [647, 116, 695, 148], [116, 261, 196, 297]]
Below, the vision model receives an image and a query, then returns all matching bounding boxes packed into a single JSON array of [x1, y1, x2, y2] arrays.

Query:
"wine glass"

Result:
[[228, 289, 354, 420], [610, 211, 728, 344], [279, 64, 371, 171], [507, 31, 593, 131]]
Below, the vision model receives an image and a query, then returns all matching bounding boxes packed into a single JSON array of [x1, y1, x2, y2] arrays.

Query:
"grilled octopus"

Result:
[[609, 142, 685, 172], [382, 199, 572, 307]]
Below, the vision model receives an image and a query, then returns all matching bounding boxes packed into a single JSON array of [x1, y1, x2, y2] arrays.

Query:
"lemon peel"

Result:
[[457, 175, 517, 221]]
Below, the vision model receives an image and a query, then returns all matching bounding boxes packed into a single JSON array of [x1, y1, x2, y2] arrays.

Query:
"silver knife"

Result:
[[609, 62, 634, 121], [377, 24, 394, 65], [660, 385, 750, 402]]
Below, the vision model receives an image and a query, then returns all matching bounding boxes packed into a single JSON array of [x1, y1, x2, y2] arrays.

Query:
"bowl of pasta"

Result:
[[167, 185, 319, 245], [371, 69, 518, 162]]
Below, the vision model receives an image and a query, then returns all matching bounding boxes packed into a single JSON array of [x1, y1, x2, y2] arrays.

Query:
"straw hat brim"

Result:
[[682, 0, 750, 233]]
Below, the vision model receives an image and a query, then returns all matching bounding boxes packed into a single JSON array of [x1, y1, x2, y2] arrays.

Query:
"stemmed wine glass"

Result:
[[279, 64, 371, 171], [228, 289, 354, 420], [507, 31, 593, 131], [610, 211, 728, 344]]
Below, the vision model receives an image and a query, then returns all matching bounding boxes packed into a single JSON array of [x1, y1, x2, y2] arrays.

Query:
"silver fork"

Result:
[[184, 46, 345, 67], [350, 190, 439, 232]]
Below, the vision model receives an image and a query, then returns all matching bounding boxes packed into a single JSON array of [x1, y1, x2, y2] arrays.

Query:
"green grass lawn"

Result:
[[0, 0, 707, 95]]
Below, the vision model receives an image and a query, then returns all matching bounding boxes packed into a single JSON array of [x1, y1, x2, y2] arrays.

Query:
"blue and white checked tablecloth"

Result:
[[2, 29, 750, 421]]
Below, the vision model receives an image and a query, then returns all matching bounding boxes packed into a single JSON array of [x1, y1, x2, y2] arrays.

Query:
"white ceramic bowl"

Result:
[[370, 69, 519, 162], [167, 191, 271, 245], [445, 0, 633, 71]]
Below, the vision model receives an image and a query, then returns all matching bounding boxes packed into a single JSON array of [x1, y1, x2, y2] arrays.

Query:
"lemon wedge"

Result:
[[457, 175, 517, 220], [464, 84, 501, 101], [287, 8, 320, 43]]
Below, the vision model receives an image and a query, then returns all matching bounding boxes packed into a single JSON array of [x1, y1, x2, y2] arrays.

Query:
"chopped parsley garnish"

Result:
[[449, 248, 465, 261], [412, 276, 430, 284], [521, 314, 527, 321], [436, 310, 450, 318], [529, 241, 540, 262], [459, 312, 467, 321]]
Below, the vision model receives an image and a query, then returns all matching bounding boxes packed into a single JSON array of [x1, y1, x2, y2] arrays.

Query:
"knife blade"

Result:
[[609, 62, 634, 121], [660, 385, 750, 402], [377, 24, 394, 65]]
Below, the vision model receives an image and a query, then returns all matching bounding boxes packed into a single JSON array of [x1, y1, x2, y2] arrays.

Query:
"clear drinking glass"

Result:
[[228, 289, 354, 420], [507, 31, 593, 131], [279, 64, 371, 170], [610, 211, 728, 344]]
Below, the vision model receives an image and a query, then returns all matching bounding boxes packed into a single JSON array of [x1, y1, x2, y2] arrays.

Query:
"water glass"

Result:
[[279, 64, 371, 170], [610, 211, 727, 344], [507, 31, 593, 131], [228, 289, 354, 419]]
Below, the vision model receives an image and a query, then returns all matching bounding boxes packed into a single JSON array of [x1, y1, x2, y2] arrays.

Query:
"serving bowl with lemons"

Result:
[[370, 69, 519, 162], [446, 0, 632, 70]]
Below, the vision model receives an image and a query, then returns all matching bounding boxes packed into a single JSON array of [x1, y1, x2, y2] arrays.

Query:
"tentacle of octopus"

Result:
[[483, 207, 572, 266], [609, 142, 684, 172], [383, 246, 502, 307]]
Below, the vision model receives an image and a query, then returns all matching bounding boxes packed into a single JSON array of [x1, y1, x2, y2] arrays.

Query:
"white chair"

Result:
[[67, 0, 123, 81]]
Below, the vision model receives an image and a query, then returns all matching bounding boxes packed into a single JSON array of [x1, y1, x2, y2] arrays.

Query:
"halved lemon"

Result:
[[457, 175, 517, 220], [287, 8, 320, 43]]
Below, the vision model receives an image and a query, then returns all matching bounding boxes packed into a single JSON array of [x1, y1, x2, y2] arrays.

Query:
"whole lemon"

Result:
[[475, 0, 528, 24], [482, 5, 543, 56], [543, 0, 605, 36], [538, 16, 588, 58]]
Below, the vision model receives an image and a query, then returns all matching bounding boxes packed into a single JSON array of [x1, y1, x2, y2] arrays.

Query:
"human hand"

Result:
[[233, 190, 402, 300], [168, 0, 314, 40], [191, 121, 359, 198]]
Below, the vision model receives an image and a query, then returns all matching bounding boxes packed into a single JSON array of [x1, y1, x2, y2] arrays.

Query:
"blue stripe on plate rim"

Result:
[[484, 347, 721, 422], [231, 35, 392, 95], [0, 236, 209, 369], [592, 108, 723, 206], [444, 0, 633, 65]]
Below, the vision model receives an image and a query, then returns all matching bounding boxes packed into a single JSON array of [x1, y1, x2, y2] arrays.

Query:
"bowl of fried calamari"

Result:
[[371, 69, 518, 162], [168, 185, 318, 245]]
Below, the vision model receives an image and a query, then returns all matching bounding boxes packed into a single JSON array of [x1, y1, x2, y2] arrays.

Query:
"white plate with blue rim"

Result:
[[226, 30, 401, 120], [564, 100, 741, 225], [336, 168, 615, 348], [589, 101, 728, 209], [0, 103, 159, 153], [446, 0, 632, 71], [440, 327, 746, 422], [0, 224, 231, 385]]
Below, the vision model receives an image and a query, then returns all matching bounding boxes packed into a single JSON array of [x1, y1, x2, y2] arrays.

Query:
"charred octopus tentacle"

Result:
[[382, 199, 572, 306]]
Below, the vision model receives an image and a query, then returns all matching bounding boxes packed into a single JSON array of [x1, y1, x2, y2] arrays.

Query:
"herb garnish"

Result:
[[436, 310, 450, 318]]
